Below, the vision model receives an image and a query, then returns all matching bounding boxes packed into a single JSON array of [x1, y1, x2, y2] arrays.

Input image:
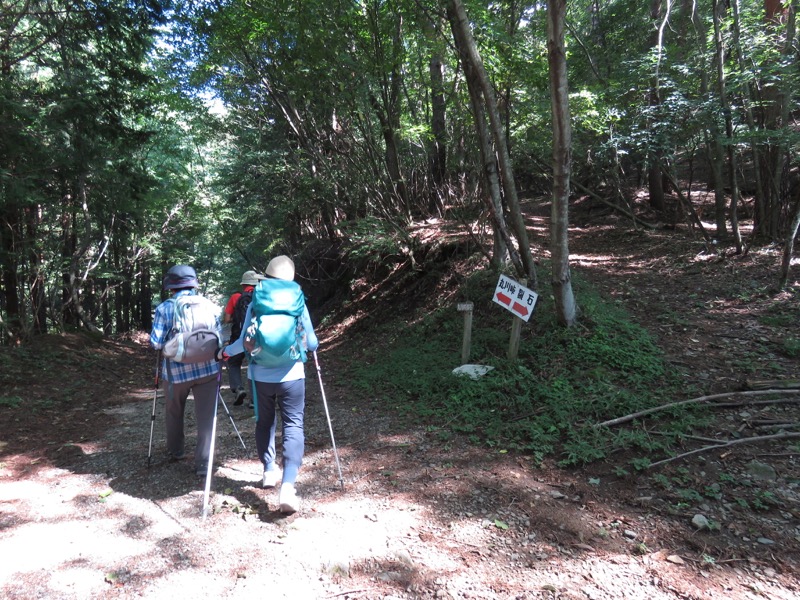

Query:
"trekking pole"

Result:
[[217, 387, 247, 452], [202, 370, 222, 520], [147, 350, 162, 468], [312, 351, 344, 490]]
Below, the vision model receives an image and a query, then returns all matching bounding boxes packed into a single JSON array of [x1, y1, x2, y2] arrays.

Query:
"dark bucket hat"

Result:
[[163, 265, 199, 290]]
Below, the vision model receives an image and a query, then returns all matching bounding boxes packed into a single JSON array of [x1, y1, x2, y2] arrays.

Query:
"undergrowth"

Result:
[[351, 266, 703, 467]]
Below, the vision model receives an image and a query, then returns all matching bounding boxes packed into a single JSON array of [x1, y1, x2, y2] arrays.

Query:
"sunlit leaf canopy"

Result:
[[0, 0, 797, 341]]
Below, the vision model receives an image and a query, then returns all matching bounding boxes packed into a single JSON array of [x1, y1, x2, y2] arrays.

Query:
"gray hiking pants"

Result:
[[163, 373, 218, 473]]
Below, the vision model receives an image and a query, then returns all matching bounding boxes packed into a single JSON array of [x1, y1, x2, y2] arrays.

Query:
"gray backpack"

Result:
[[162, 295, 221, 363]]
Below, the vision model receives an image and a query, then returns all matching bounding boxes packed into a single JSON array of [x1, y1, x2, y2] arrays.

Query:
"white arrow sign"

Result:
[[492, 274, 538, 322]]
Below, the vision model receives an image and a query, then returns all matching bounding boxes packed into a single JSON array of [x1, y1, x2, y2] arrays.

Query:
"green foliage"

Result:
[[338, 218, 405, 264], [676, 488, 704, 503], [0, 396, 23, 408], [751, 490, 777, 511], [780, 338, 800, 359], [351, 267, 691, 465]]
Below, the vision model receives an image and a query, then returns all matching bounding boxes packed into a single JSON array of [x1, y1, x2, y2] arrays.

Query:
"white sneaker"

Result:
[[279, 484, 300, 514], [262, 469, 281, 488]]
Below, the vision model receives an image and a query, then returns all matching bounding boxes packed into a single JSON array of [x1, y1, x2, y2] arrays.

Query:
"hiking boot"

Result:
[[279, 484, 300, 514], [262, 469, 281, 488], [233, 387, 246, 406]]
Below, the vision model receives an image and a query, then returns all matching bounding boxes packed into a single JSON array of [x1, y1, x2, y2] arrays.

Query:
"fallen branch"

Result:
[[756, 452, 800, 458], [326, 591, 370, 599], [650, 431, 722, 444], [753, 422, 800, 431], [704, 398, 800, 408], [595, 389, 800, 428], [745, 379, 800, 390], [647, 431, 800, 468], [572, 180, 658, 229]]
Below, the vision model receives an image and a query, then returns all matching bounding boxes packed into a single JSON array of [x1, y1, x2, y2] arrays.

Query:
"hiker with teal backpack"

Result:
[[150, 265, 222, 478], [217, 255, 318, 514]]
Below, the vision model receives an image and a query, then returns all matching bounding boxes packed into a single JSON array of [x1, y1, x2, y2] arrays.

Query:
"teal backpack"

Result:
[[244, 279, 307, 367]]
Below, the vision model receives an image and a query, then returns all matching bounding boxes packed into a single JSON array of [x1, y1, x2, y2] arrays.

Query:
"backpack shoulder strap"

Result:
[[162, 297, 178, 333]]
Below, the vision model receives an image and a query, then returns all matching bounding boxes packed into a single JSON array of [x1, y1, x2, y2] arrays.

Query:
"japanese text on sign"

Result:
[[492, 274, 538, 322]]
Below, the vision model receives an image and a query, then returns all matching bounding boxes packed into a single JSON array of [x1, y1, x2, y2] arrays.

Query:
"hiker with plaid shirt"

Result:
[[150, 265, 222, 477]]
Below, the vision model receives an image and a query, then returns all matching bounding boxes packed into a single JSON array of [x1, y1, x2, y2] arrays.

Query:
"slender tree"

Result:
[[548, 0, 577, 326], [446, 0, 536, 285], [712, 0, 744, 252]]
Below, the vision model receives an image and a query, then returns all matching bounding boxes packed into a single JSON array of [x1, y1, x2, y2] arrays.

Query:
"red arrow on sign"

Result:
[[512, 302, 529, 316], [495, 292, 512, 306]]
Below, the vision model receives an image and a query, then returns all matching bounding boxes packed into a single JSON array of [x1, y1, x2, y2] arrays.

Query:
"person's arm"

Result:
[[150, 301, 173, 349], [222, 303, 251, 356], [301, 306, 318, 352]]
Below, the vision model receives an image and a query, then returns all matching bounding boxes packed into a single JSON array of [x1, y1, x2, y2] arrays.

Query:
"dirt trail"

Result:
[[1, 203, 799, 598]]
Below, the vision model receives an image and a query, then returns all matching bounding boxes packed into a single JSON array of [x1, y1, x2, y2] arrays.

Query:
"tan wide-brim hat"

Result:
[[265, 255, 295, 281], [240, 270, 265, 286]]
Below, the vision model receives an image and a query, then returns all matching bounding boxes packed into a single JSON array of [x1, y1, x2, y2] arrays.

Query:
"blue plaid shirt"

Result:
[[150, 290, 221, 383]]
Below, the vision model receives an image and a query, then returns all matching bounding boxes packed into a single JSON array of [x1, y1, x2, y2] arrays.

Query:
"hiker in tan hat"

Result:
[[222, 269, 265, 406], [218, 255, 319, 514]]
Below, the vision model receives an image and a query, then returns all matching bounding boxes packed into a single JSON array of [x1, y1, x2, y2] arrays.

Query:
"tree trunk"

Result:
[[548, 0, 578, 327], [446, 0, 536, 285], [731, 0, 767, 236], [647, 0, 666, 212], [26, 204, 47, 334], [778, 191, 800, 289], [101, 279, 112, 334], [140, 258, 152, 332], [758, 0, 795, 239], [121, 268, 132, 332], [428, 48, 447, 216], [459, 35, 514, 271], [366, 8, 411, 220], [113, 241, 123, 332], [712, 0, 743, 252], [427, 22, 447, 191], [60, 188, 78, 328], [688, 0, 728, 238], [0, 203, 22, 344]]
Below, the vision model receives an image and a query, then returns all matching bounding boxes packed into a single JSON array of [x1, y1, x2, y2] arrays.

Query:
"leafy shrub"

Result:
[[338, 217, 405, 264], [351, 266, 691, 465]]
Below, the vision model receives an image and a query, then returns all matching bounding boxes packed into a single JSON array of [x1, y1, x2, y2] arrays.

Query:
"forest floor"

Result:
[[1, 194, 799, 600]]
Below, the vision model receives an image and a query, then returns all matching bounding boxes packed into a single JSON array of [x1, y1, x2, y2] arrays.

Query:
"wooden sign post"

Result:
[[508, 308, 524, 361], [457, 301, 474, 364], [492, 275, 538, 361]]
